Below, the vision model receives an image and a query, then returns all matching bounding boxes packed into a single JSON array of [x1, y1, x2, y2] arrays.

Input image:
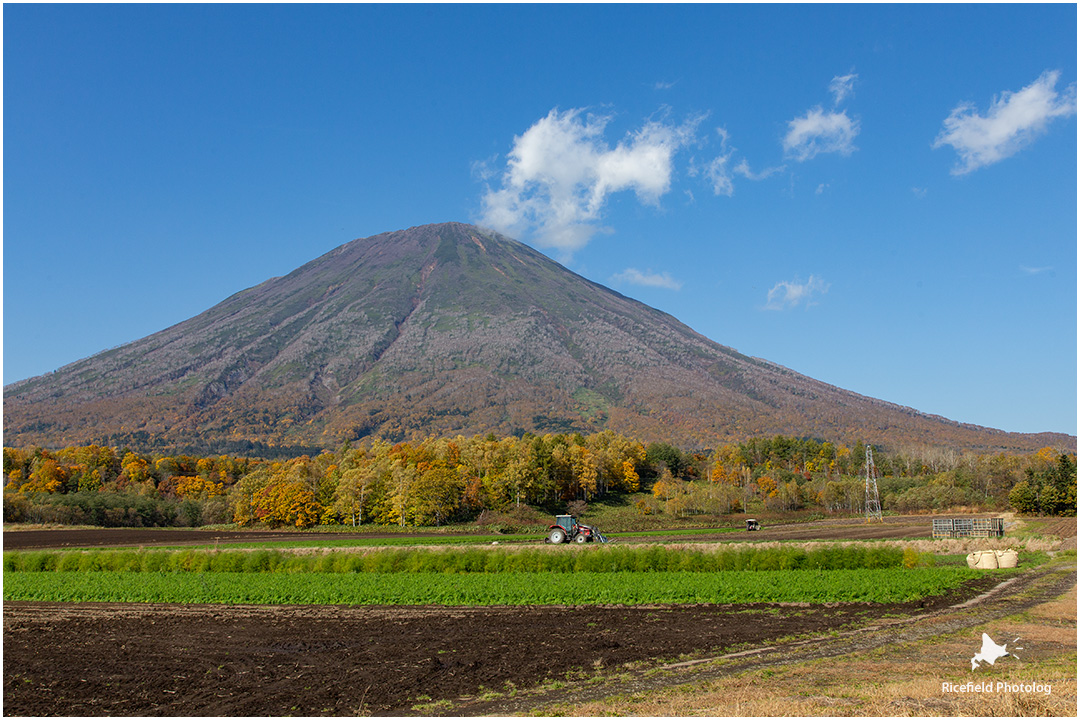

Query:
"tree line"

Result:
[[4, 433, 1075, 528]]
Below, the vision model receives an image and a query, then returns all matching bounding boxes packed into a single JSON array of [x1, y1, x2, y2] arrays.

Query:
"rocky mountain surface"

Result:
[[4, 222, 1071, 454]]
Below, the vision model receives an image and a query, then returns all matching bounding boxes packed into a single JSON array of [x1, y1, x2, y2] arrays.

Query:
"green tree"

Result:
[[646, 442, 685, 477], [412, 464, 463, 526], [1008, 480, 1038, 514]]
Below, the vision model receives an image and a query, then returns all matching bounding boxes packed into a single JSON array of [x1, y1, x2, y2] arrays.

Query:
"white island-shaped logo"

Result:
[[971, 633, 1019, 671]]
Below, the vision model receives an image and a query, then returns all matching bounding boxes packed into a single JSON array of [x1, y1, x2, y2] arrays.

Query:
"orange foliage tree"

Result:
[[251, 481, 322, 528]]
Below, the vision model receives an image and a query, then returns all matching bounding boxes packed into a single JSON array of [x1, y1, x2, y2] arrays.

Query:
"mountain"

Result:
[[4, 222, 1072, 454]]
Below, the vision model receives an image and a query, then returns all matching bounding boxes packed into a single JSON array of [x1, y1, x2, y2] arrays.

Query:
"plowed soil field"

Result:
[[3, 579, 1001, 717]]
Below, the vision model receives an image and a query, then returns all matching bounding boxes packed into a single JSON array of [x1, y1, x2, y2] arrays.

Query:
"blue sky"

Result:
[[3, 4, 1077, 436]]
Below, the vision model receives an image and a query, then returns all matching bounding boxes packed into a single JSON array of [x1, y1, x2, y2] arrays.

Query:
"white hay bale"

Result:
[[994, 549, 1018, 568]]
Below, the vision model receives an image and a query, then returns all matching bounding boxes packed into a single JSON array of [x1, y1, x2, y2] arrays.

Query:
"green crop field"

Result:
[[2, 567, 983, 605], [3, 545, 987, 606]]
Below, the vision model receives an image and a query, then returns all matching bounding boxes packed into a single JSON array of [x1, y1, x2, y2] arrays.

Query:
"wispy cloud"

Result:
[[705, 155, 735, 197], [1020, 265, 1053, 275], [783, 74, 860, 162], [933, 70, 1077, 175], [610, 268, 683, 290], [734, 158, 785, 181], [829, 73, 858, 105], [478, 108, 700, 258], [703, 128, 736, 196], [470, 155, 499, 182], [764, 275, 829, 310], [700, 128, 785, 197]]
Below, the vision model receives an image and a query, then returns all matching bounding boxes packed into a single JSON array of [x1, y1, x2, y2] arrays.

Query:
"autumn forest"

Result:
[[4, 431, 1075, 530]]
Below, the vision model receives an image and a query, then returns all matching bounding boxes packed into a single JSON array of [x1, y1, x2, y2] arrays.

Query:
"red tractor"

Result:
[[546, 514, 611, 544]]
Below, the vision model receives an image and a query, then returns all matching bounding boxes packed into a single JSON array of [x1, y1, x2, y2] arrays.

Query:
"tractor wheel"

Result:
[[549, 528, 566, 544], [575, 533, 588, 544]]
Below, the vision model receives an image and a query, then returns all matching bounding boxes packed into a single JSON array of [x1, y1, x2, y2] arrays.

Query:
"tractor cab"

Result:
[[554, 515, 578, 533], [746, 519, 760, 531]]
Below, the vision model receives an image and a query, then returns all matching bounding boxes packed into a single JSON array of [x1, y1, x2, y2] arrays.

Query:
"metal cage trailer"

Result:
[[932, 517, 1004, 539]]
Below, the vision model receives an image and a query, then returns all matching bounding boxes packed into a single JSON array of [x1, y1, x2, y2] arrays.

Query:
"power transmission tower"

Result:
[[864, 445, 883, 522]]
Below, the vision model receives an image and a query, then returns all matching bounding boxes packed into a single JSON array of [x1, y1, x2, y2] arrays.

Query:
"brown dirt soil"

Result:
[[1, 515, 936, 551], [1034, 517, 1077, 537], [0, 528, 475, 550], [9, 511, 1070, 551], [2, 575, 1003, 717]]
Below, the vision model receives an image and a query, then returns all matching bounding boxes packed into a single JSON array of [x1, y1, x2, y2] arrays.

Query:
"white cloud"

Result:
[[815, 183, 828, 195], [829, 73, 858, 105], [478, 108, 699, 257], [933, 70, 1077, 175], [764, 275, 829, 310], [783, 74, 860, 162], [783, 107, 859, 161], [610, 268, 683, 290]]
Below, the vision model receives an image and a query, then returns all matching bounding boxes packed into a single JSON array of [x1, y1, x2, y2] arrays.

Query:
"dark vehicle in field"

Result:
[[547, 514, 611, 544], [746, 519, 760, 531]]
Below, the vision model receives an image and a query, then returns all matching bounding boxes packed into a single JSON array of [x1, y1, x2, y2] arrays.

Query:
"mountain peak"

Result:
[[4, 223, 1072, 454]]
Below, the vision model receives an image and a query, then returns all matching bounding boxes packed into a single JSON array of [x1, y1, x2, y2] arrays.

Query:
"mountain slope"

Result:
[[4, 222, 1071, 453]]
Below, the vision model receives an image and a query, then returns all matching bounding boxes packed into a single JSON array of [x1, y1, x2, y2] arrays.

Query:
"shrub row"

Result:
[[3, 544, 919, 574]]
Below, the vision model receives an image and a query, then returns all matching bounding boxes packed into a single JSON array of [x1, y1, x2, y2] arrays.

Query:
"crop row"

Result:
[[3, 544, 921, 574], [2, 567, 981, 605]]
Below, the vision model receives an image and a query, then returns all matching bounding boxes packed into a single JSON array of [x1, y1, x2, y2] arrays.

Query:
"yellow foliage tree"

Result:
[[570, 445, 599, 500], [621, 459, 640, 493], [122, 453, 154, 483], [21, 459, 66, 493], [175, 475, 225, 501], [251, 481, 322, 528]]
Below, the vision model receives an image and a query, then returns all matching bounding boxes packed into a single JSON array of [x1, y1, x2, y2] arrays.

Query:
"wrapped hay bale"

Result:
[[975, 550, 999, 569], [995, 549, 1018, 568]]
